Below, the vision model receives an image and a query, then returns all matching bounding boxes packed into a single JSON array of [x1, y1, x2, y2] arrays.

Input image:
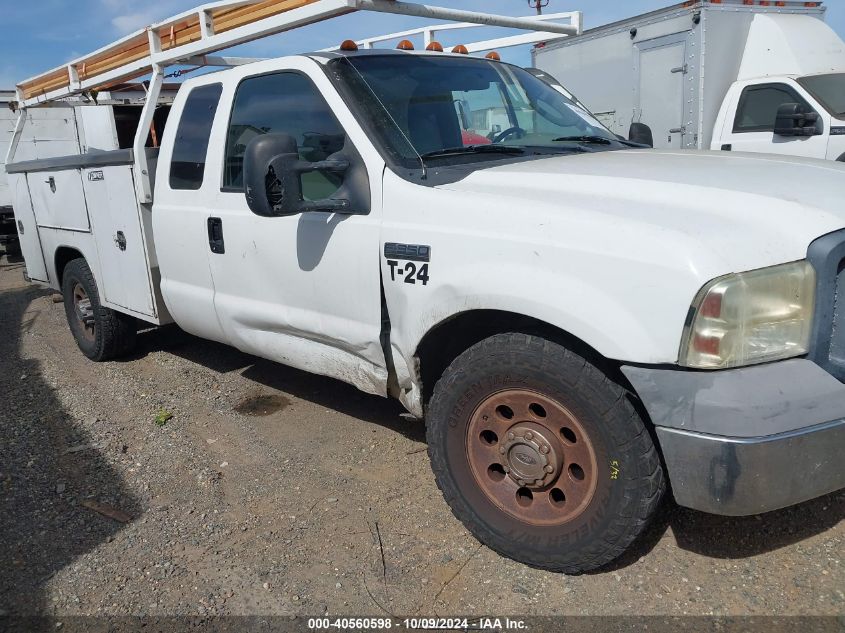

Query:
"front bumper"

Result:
[[623, 359, 845, 516]]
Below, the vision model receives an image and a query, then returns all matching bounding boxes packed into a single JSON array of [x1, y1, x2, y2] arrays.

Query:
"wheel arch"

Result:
[[54, 246, 86, 287], [414, 309, 634, 407]]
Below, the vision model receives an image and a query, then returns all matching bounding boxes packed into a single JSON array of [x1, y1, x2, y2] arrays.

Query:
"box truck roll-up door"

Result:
[[635, 33, 689, 150]]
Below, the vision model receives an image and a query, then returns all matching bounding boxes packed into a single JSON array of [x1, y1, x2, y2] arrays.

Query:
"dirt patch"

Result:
[[234, 393, 291, 417]]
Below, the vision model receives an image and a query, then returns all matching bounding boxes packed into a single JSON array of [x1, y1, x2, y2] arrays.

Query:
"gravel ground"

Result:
[[0, 252, 843, 619]]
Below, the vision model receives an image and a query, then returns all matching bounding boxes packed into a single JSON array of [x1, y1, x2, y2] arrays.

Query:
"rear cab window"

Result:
[[169, 83, 223, 190]]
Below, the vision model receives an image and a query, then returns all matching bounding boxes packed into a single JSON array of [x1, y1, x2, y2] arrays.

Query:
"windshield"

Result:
[[798, 73, 845, 117], [329, 54, 623, 168]]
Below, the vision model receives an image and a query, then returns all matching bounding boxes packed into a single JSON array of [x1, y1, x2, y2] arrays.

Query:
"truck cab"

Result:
[[713, 73, 845, 160]]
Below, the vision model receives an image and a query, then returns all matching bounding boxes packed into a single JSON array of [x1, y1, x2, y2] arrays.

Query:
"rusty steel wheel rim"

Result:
[[72, 282, 96, 342], [466, 389, 598, 526]]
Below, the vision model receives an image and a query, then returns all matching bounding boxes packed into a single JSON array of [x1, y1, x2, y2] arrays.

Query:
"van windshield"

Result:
[[798, 73, 845, 117], [329, 54, 628, 169]]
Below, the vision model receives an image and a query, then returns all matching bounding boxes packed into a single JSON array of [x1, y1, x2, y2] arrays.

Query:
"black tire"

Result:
[[61, 258, 137, 361], [427, 333, 665, 573], [1, 240, 21, 256]]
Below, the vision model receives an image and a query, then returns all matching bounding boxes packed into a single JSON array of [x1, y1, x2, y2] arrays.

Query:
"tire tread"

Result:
[[62, 258, 136, 361], [427, 333, 665, 573]]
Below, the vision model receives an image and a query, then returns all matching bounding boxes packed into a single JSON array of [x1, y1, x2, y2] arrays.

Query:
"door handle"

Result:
[[207, 217, 225, 254], [721, 144, 732, 151]]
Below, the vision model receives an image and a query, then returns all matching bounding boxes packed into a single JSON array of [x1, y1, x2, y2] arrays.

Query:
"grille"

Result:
[[829, 260, 845, 367], [807, 230, 845, 382]]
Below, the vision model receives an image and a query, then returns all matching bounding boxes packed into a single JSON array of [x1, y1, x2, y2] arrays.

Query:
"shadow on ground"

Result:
[[593, 487, 844, 573], [133, 323, 842, 573], [131, 324, 422, 444], [0, 278, 141, 615]]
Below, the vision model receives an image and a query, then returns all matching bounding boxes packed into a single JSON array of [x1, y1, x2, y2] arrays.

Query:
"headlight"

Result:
[[680, 260, 816, 369]]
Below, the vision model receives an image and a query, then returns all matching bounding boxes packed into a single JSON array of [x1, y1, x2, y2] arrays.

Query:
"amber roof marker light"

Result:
[[486, 51, 502, 61], [452, 44, 469, 54], [340, 40, 359, 52], [426, 41, 444, 52], [397, 39, 415, 50]]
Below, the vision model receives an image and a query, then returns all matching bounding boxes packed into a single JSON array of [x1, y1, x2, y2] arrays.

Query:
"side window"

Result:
[[169, 83, 222, 190], [733, 84, 808, 133], [223, 72, 346, 200]]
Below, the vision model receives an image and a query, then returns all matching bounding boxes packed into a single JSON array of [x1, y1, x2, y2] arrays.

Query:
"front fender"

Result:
[[383, 258, 688, 418], [380, 171, 718, 417]]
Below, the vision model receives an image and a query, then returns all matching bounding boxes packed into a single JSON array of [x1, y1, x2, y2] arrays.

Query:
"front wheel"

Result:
[[426, 333, 665, 573], [62, 258, 137, 361]]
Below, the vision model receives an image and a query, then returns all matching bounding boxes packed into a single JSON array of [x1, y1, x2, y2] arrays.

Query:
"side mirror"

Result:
[[628, 122, 654, 148], [774, 103, 820, 137], [243, 133, 351, 217]]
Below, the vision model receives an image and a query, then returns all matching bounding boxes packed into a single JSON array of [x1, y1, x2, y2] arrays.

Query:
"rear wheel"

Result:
[[426, 333, 664, 573], [62, 258, 136, 361]]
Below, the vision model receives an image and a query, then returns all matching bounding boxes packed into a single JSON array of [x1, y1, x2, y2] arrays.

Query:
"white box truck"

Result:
[[533, 0, 845, 160], [5, 0, 845, 574]]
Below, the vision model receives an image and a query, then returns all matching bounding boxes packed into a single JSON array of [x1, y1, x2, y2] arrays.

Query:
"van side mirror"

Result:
[[774, 103, 821, 137], [243, 133, 352, 217], [628, 122, 654, 148]]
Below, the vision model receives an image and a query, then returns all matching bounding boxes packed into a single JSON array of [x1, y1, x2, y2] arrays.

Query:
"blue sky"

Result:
[[2, 0, 845, 87]]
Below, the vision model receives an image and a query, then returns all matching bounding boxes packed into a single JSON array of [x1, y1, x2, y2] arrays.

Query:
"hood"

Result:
[[442, 149, 845, 277]]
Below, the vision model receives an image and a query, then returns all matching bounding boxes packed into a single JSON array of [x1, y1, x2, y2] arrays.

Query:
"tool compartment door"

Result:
[[82, 165, 155, 317], [8, 173, 48, 281], [27, 169, 90, 232], [635, 33, 689, 149]]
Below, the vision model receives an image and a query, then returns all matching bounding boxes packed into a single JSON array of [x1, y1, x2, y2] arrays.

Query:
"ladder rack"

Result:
[[320, 11, 582, 53], [16, 0, 579, 108], [8, 0, 579, 207]]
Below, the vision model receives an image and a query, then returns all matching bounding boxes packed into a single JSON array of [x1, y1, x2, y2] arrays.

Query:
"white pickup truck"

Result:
[[6, 0, 845, 574]]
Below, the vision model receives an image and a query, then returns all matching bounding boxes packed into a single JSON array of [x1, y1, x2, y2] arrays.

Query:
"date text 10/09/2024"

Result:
[[307, 617, 528, 630]]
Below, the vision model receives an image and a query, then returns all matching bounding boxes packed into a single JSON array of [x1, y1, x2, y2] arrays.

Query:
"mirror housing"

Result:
[[243, 133, 352, 217], [774, 103, 820, 137], [628, 122, 654, 148]]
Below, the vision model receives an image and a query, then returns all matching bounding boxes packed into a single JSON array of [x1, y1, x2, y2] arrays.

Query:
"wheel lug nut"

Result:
[[524, 431, 534, 440], [504, 466, 511, 473], [539, 445, 549, 454], [499, 446, 506, 454], [517, 479, 525, 486], [535, 479, 545, 486], [507, 432, 515, 440], [544, 465, 554, 473]]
